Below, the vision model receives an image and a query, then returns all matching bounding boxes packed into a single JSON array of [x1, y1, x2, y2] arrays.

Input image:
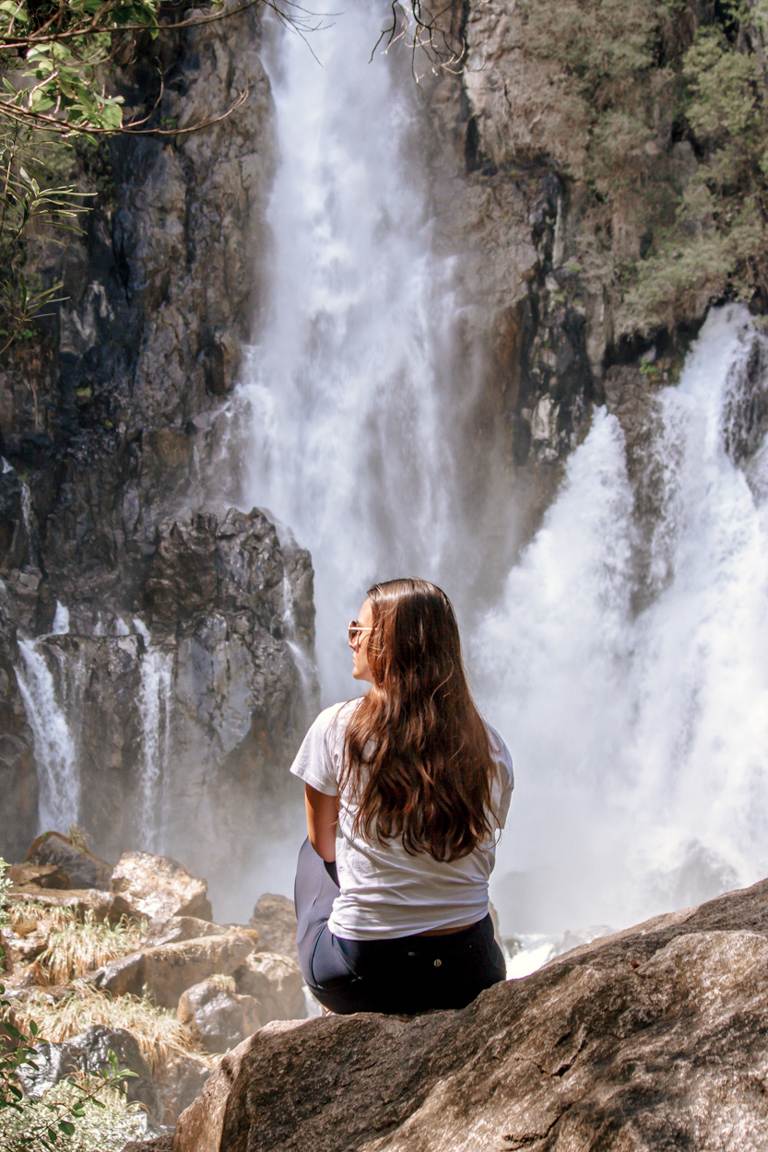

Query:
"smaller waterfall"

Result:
[[477, 304, 768, 938], [133, 618, 173, 851], [52, 602, 70, 635], [15, 636, 81, 832], [1, 456, 12, 474], [280, 572, 316, 709]]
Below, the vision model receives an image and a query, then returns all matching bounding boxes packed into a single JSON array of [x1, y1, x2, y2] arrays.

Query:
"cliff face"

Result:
[[425, 0, 767, 478], [171, 877, 768, 1152], [0, 4, 317, 888]]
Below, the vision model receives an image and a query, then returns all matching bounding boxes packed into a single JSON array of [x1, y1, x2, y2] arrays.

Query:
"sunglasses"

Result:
[[347, 619, 373, 648]]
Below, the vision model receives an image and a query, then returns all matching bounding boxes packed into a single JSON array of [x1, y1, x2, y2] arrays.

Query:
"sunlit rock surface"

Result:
[[168, 879, 768, 1152]]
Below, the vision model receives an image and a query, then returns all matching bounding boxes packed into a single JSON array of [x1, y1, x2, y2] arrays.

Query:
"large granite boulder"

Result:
[[110, 851, 212, 922], [172, 878, 768, 1152]]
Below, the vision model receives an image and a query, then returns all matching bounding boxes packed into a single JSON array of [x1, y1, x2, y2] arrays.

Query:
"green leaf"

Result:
[[0, 0, 29, 19]]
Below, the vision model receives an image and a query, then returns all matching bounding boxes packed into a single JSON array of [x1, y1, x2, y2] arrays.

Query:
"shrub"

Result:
[[0, 1077, 149, 1152]]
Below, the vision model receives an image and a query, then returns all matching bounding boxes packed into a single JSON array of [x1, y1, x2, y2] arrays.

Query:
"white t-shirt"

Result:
[[290, 698, 514, 940]]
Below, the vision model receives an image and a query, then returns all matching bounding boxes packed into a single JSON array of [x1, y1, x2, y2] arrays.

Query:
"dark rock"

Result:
[[18, 1026, 156, 1114], [25, 831, 113, 891], [173, 877, 768, 1152]]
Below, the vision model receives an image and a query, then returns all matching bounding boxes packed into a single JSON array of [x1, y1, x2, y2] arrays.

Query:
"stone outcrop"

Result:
[[0, 0, 317, 888], [24, 831, 113, 891], [93, 930, 257, 1007], [171, 878, 768, 1152], [110, 851, 212, 922]]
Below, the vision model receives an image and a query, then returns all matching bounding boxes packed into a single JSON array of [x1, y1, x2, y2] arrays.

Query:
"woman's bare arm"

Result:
[[304, 784, 339, 862]]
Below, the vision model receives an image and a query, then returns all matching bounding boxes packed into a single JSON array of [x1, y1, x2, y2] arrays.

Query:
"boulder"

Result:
[[93, 931, 257, 1007], [18, 1025, 157, 1113], [173, 878, 768, 1152], [248, 894, 296, 960], [25, 831, 113, 891], [234, 952, 305, 1023], [177, 976, 263, 1055], [144, 916, 231, 948], [110, 851, 212, 922], [6, 886, 113, 920], [153, 1050, 212, 1126]]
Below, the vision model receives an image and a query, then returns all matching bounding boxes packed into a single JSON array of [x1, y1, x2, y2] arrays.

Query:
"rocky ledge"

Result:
[[165, 877, 768, 1152]]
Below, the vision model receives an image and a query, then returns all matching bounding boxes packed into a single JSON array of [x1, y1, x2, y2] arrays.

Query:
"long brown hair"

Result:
[[340, 578, 499, 862]]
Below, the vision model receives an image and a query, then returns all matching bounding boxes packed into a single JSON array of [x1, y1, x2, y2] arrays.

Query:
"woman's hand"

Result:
[[304, 784, 339, 862]]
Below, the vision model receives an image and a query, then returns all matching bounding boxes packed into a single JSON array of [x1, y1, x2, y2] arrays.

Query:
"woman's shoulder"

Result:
[[309, 697, 364, 738], [483, 720, 514, 784]]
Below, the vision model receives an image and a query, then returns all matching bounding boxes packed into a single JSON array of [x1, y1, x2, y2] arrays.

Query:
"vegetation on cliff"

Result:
[[517, 0, 768, 334]]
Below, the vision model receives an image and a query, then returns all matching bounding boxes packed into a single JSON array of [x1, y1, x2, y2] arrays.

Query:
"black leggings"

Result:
[[294, 838, 506, 1015]]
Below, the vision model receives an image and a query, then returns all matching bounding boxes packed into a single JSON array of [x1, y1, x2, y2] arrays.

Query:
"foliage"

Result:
[[34, 909, 146, 985], [0, 1074, 148, 1152], [14, 983, 201, 1072], [517, 0, 768, 333], [0, 122, 92, 354], [0, 859, 138, 1152]]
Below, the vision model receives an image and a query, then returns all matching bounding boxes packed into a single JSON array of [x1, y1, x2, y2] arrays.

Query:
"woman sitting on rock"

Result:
[[291, 577, 513, 1015]]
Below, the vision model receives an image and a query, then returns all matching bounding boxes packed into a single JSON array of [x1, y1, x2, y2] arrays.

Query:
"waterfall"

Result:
[[476, 304, 768, 936], [52, 601, 70, 635], [281, 571, 315, 708], [234, 4, 509, 700], [133, 618, 174, 851], [15, 636, 81, 833]]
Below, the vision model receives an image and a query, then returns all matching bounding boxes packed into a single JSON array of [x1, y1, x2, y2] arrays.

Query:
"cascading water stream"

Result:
[[475, 305, 768, 941], [15, 623, 82, 834], [234, 5, 504, 700], [133, 617, 174, 852]]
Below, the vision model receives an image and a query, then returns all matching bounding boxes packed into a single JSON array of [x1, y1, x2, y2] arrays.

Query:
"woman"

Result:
[[291, 578, 513, 1015]]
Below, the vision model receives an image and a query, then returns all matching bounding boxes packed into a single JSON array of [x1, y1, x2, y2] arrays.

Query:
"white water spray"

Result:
[[133, 618, 173, 851], [52, 601, 70, 636], [235, 6, 494, 700], [15, 637, 81, 832], [477, 305, 768, 935]]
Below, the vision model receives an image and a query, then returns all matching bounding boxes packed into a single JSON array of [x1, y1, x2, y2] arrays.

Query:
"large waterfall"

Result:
[[236, 5, 514, 700], [475, 305, 768, 938], [234, 9, 768, 942]]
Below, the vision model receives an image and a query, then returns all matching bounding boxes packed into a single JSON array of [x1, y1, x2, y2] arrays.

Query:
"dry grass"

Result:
[[34, 909, 146, 984], [9, 899, 76, 935], [12, 982, 204, 1073]]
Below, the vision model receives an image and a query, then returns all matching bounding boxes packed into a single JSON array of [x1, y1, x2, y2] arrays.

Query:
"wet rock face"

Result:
[[172, 878, 768, 1152], [18, 1026, 157, 1113], [0, 3, 316, 877]]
